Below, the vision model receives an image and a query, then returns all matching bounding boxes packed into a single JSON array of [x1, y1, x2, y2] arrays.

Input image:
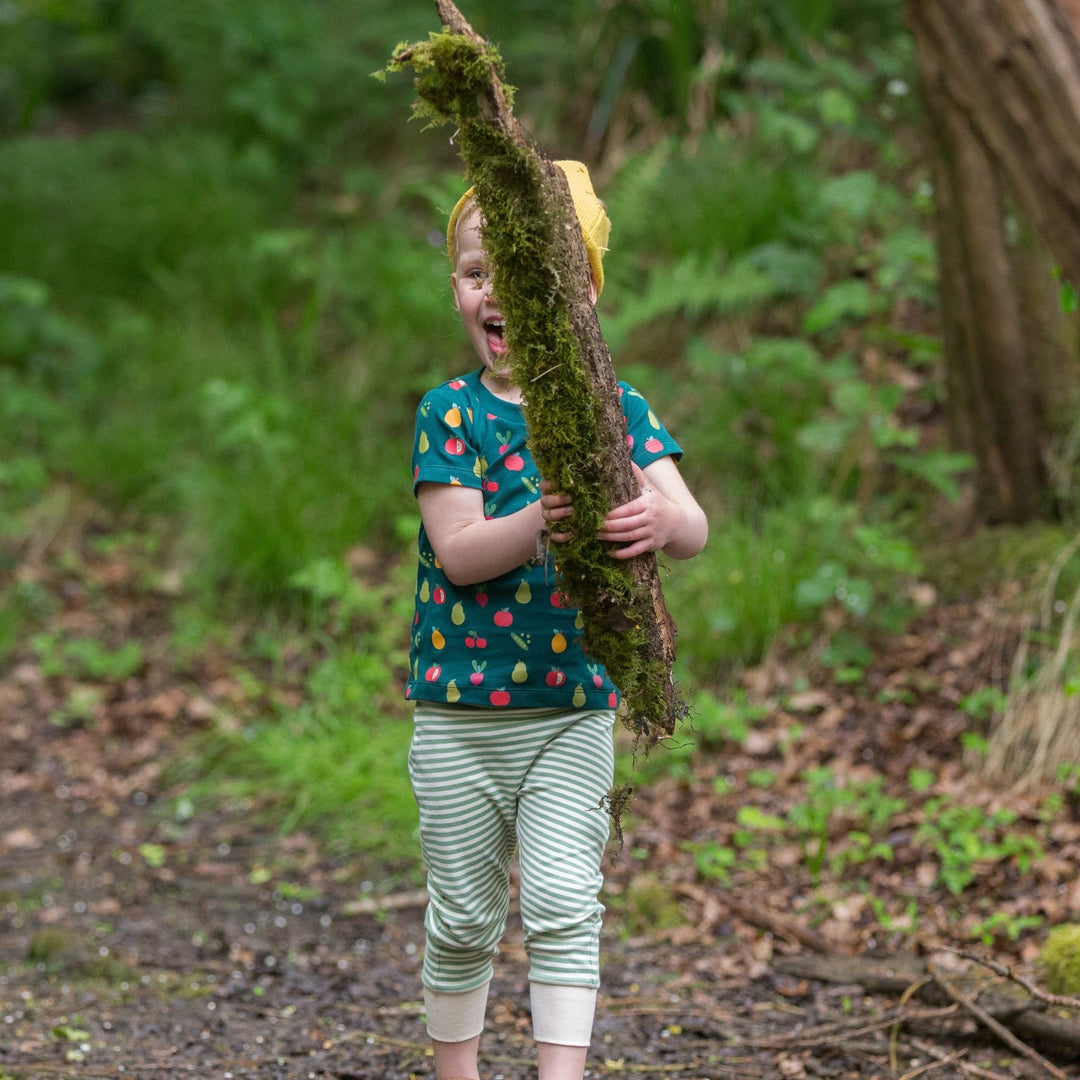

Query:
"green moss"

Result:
[[1038, 923, 1080, 995], [386, 28, 677, 745]]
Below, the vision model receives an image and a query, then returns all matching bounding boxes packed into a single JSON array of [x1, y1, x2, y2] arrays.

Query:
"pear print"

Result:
[[418, 430, 430, 453], [445, 405, 462, 427], [572, 684, 586, 707], [451, 602, 465, 625], [446, 680, 460, 703], [431, 628, 445, 650], [515, 580, 532, 604], [551, 631, 567, 654], [419, 581, 430, 603], [512, 660, 528, 683]]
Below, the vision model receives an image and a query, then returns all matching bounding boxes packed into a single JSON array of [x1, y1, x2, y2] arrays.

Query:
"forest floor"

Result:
[[3, 517, 1080, 1080]]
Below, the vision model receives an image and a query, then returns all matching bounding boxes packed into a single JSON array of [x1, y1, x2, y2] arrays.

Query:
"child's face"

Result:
[[451, 210, 510, 381]]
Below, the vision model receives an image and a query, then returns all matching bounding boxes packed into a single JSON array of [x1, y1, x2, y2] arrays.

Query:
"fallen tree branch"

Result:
[[774, 951, 1080, 1064], [946, 946, 1080, 1010], [928, 962, 1071, 1080], [384, 1, 684, 746]]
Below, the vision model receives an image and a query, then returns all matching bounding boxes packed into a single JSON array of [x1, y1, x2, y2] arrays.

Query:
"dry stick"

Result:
[[909, 1037, 1019, 1080], [749, 1005, 959, 1051], [947, 947, 1080, 1010], [896, 1048, 968, 1080], [929, 965, 1071, 1080], [721, 894, 831, 953], [890, 976, 936, 1073]]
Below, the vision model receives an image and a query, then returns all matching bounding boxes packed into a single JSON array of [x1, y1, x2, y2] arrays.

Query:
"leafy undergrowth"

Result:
[[3, 509, 1080, 1078]]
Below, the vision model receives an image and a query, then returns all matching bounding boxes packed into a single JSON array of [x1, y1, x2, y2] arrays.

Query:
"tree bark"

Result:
[[906, 0, 1080, 523]]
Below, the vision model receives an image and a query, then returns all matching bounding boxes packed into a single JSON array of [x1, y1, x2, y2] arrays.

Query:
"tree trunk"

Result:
[[906, 0, 1080, 523]]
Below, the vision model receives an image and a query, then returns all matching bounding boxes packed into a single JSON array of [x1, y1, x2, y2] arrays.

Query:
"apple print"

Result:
[[445, 437, 466, 456], [448, 379, 466, 390], [425, 664, 441, 682], [546, 668, 566, 687], [493, 609, 513, 628], [550, 591, 569, 608], [489, 689, 511, 706], [645, 436, 664, 453], [432, 585, 446, 605], [504, 453, 525, 471]]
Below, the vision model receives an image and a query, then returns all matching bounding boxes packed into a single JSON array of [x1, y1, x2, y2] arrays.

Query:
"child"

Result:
[[406, 159, 707, 1080]]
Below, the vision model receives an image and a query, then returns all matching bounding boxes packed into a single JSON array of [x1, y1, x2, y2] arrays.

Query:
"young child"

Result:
[[406, 159, 707, 1080]]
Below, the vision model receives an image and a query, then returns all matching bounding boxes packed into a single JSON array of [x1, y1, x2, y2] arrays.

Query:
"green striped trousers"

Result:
[[408, 705, 616, 993]]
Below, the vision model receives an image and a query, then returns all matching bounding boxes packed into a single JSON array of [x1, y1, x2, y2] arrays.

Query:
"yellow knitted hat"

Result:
[[446, 159, 611, 295]]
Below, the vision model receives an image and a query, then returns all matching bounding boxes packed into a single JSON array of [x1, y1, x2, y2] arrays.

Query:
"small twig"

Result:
[[891, 976, 935, 1072], [748, 1005, 958, 1051], [946, 947, 1080, 1010], [530, 363, 563, 382], [340, 888, 428, 916], [908, 1037, 1017, 1080], [722, 895, 830, 953], [929, 963, 1070, 1080], [896, 1048, 968, 1080]]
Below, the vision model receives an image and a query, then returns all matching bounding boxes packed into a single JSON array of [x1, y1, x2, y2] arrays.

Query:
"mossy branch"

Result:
[[385, 0, 685, 747]]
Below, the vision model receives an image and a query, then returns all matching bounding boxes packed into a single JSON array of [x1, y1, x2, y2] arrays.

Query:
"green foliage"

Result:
[[0, 1, 1029, 879], [188, 554, 418, 861], [31, 632, 144, 681], [914, 799, 1043, 896]]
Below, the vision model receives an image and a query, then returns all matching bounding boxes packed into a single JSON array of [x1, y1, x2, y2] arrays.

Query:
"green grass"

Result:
[[0, 3, 1042, 871]]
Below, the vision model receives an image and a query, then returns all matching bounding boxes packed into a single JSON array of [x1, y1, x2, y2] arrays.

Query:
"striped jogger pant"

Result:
[[408, 704, 616, 993]]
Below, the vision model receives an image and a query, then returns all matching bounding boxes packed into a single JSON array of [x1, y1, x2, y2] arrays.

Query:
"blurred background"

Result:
[[4, 0, 1079, 909]]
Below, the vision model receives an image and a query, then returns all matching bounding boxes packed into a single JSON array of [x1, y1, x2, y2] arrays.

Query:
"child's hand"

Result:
[[539, 480, 574, 542], [597, 463, 675, 559]]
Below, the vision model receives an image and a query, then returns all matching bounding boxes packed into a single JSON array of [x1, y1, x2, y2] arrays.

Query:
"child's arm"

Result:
[[597, 458, 707, 560], [417, 482, 571, 586]]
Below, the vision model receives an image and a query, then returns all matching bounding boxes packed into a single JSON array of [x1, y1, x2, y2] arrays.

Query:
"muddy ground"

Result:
[[3, 699, 1079, 1080]]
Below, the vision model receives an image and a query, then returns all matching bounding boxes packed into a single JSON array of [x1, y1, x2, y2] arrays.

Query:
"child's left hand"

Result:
[[596, 463, 675, 559], [541, 459, 706, 561]]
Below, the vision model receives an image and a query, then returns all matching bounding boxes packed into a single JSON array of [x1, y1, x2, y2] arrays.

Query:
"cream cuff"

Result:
[[424, 983, 490, 1043], [530, 982, 597, 1047]]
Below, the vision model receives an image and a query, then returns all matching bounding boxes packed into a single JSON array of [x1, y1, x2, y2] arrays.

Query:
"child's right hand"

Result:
[[539, 480, 574, 542]]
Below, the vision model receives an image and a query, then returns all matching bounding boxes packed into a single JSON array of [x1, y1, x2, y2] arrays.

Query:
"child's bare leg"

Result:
[[426, 984, 488, 1080], [432, 1034, 481, 1080], [537, 1041, 588, 1080]]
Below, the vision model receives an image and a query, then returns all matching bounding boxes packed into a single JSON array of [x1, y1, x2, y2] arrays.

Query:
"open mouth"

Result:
[[484, 318, 508, 355]]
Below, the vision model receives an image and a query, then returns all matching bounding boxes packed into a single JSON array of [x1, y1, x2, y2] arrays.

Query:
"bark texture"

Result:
[[907, 0, 1080, 523]]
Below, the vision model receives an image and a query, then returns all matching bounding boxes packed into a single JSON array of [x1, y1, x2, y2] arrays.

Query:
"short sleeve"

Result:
[[620, 383, 683, 466], [412, 387, 484, 493]]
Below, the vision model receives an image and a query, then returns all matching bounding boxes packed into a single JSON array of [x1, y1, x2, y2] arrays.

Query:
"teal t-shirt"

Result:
[[406, 368, 682, 710]]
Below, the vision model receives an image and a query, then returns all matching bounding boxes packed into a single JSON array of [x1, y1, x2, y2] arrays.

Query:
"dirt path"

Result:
[[2, 709, 1075, 1080]]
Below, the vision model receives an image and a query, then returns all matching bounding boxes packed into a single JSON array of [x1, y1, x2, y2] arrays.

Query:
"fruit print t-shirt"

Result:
[[406, 368, 683, 710]]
